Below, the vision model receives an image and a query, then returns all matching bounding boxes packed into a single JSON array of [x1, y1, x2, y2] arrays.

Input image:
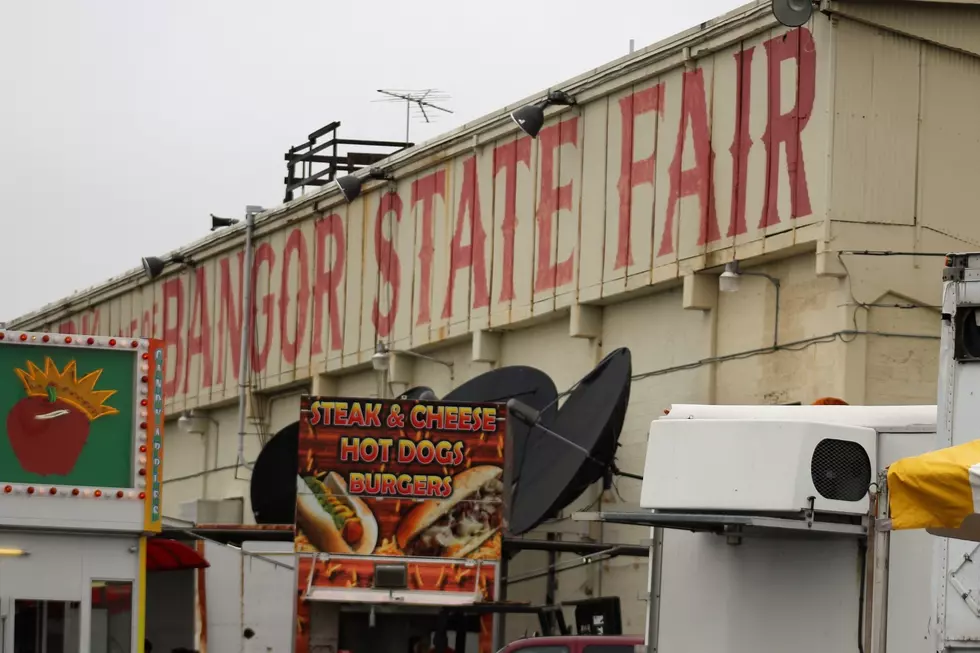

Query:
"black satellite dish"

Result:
[[443, 366, 559, 485], [509, 348, 632, 536], [249, 421, 299, 525], [398, 386, 439, 401]]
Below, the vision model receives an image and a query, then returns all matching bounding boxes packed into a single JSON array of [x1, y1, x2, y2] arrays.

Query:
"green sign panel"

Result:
[[0, 344, 136, 488]]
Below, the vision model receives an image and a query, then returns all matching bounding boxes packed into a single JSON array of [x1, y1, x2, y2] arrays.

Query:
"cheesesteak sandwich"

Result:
[[296, 472, 379, 554], [396, 465, 504, 558]]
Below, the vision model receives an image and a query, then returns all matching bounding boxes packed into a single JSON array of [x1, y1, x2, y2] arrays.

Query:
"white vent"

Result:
[[178, 498, 245, 525], [640, 419, 877, 516]]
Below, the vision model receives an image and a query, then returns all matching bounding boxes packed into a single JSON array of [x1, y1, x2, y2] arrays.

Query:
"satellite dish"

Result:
[[771, 0, 813, 28], [249, 421, 299, 524], [509, 348, 632, 536], [443, 366, 559, 485], [398, 386, 439, 401]]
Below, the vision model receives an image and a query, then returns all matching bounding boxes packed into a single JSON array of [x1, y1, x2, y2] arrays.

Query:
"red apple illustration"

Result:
[[6, 358, 119, 476]]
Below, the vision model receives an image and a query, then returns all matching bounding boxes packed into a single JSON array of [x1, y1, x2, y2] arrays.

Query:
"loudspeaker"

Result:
[[771, 0, 813, 27]]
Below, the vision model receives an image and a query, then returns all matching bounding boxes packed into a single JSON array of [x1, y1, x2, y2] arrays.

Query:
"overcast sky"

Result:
[[1, 0, 741, 323]]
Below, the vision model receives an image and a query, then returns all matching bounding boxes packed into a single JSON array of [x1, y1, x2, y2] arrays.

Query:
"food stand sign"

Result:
[[0, 330, 165, 533], [295, 396, 506, 653]]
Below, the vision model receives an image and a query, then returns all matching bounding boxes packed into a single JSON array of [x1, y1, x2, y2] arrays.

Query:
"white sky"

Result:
[[0, 0, 742, 323]]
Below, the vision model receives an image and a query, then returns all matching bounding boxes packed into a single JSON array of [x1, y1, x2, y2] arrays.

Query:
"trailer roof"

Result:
[[662, 404, 936, 429]]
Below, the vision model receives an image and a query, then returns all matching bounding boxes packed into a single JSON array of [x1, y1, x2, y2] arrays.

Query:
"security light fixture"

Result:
[[372, 342, 392, 372], [336, 169, 395, 204], [141, 253, 190, 281], [372, 341, 454, 374], [510, 90, 577, 139], [210, 214, 240, 231], [718, 259, 782, 348], [771, 0, 813, 27], [719, 261, 742, 293], [178, 410, 210, 435]]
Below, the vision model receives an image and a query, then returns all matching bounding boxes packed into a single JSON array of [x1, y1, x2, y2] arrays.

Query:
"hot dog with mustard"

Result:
[[296, 472, 379, 554]]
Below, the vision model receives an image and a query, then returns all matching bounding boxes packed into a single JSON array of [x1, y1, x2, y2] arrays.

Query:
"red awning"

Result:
[[146, 538, 210, 572]]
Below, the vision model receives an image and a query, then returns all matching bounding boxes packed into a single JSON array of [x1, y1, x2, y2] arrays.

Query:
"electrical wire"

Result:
[[630, 328, 937, 383]]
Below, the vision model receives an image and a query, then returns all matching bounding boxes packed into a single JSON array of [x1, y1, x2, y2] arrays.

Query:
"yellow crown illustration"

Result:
[[14, 357, 119, 421]]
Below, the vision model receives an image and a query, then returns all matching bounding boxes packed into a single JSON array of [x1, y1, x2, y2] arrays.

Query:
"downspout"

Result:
[[237, 206, 261, 470]]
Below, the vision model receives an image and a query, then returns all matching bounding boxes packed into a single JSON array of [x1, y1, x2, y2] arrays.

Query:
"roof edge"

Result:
[[7, 0, 778, 328]]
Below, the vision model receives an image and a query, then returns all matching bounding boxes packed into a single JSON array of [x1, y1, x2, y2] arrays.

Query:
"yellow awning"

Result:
[[888, 440, 980, 531]]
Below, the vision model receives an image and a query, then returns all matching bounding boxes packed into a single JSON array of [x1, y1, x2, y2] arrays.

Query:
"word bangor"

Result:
[[309, 400, 499, 432]]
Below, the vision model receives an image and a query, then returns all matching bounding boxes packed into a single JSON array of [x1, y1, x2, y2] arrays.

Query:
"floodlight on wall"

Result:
[[210, 214, 240, 231], [719, 261, 742, 293], [178, 410, 210, 435], [771, 0, 813, 27], [372, 342, 454, 372], [718, 259, 782, 348], [336, 169, 395, 204], [141, 253, 190, 281], [510, 90, 577, 139]]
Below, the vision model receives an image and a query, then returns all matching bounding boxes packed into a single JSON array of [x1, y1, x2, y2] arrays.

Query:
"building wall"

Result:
[[0, 532, 142, 653], [7, 0, 980, 644]]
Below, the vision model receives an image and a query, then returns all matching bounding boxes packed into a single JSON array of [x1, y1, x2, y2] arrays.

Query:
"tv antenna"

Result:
[[375, 89, 453, 142]]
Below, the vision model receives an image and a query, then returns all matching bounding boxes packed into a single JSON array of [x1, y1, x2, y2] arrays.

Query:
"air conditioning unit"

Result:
[[178, 498, 245, 525], [640, 419, 876, 516]]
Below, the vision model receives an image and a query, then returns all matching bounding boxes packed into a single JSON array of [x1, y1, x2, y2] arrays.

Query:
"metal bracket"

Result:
[[948, 544, 980, 618]]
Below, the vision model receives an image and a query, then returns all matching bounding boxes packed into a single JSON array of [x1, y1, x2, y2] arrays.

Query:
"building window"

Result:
[[13, 600, 81, 653], [90, 581, 134, 653]]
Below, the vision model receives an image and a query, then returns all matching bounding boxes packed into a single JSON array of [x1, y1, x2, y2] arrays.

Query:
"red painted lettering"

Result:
[[185, 266, 213, 392], [279, 228, 310, 365], [443, 156, 490, 318], [760, 27, 816, 228], [251, 243, 275, 373], [57, 321, 76, 334], [373, 192, 403, 337], [162, 278, 184, 398], [492, 138, 531, 302], [615, 84, 664, 269], [728, 46, 755, 237], [411, 170, 446, 326], [659, 68, 719, 256], [81, 310, 101, 335], [128, 319, 138, 337], [533, 119, 578, 293], [216, 253, 244, 384], [311, 214, 346, 355]]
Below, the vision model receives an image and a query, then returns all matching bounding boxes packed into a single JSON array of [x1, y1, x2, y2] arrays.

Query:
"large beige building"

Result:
[[7, 0, 980, 637]]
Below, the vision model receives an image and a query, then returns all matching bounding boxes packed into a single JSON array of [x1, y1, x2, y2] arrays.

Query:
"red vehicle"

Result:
[[497, 635, 643, 653]]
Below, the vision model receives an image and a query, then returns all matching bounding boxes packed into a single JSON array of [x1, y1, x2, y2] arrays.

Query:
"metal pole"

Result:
[[643, 528, 663, 653], [629, 39, 635, 54], [405, 100, 411, 143], [493, 556, 508, 652], [236, 206, 260, 470]]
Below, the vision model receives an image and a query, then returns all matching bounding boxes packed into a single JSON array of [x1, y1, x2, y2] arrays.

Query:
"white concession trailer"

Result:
[[575, 252, 980, 653]]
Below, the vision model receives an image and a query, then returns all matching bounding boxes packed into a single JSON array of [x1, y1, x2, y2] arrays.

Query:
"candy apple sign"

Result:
[[0, 330, 166, 534]]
